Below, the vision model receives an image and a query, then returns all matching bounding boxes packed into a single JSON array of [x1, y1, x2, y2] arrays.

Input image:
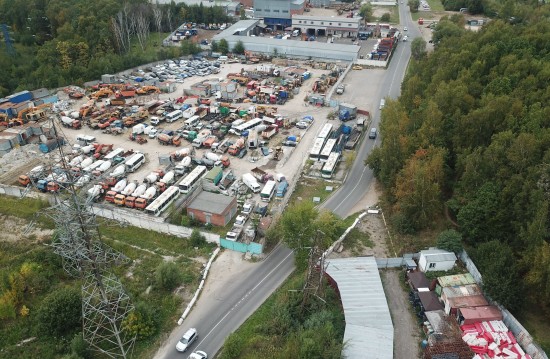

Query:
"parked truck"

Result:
[[247, 130, 258, 149], [60, 116, 82, 129], [261, 125, 278, 140], [251, 167, 272, 183], [338, 103, 358, 122], [225, 226, 243, 241], [228, 138, 245, 156], [242, 173, 261, 193], [215, 139, 231, 154], [219, 170, 236, 190], [204, 152, 230, 167], [174, 157, 192, 175]]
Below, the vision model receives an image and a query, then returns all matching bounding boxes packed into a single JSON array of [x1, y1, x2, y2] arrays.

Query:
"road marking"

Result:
[[194, 249, 294, 349], [333, 164, 369, 213], [389, 47, 406, 95]]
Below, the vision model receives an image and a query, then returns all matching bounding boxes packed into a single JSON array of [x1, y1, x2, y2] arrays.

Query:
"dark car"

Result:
[[255, 204, 268, 217], [237, 148, 247, 158], [282, 141, 297, 147], [369, 128, 377, 139]]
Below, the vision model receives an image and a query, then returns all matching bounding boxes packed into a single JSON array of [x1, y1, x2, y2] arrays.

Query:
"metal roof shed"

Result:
[[418, 248, 457, 272], [418, 291, 444, 312], [445, 294, 488, 315], [325, 256, 393, 359], [457, 305, 502, 325], [407, 271, 431, 291], [436, 273, 476, 289]]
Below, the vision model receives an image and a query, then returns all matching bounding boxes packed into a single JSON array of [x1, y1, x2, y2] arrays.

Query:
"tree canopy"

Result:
[[367, 6, 550, 314]]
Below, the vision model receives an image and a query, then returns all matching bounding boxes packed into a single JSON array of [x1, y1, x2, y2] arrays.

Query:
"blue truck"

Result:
[[276, 181, 289, 199]]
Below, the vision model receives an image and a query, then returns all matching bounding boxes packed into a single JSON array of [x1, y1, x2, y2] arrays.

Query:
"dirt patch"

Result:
[[381, 269, 422, 359], [0, 214, 53, 243]]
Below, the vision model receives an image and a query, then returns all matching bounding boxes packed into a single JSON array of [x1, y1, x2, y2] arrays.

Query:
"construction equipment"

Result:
[[90, 88, 113, 100], [17, 103, 52, 122], [136, 86, 160, 95], [69, 92, 84, 99]]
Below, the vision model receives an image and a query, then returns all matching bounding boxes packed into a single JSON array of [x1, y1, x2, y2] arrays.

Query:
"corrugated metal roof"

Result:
[[418, 291, 444, 312], [213, 33, 360, 61], [437, 273, 476, 288], [187, 191, 235, 214], [420, 248, 457, 262], [325, 257, 393, 359], [215, 19, 259, 38], [442, 284, 482, 299]]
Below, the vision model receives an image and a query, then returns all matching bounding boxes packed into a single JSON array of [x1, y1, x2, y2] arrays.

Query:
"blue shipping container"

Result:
[[8, 90, 32, 104], [41, 95, 59, 104]]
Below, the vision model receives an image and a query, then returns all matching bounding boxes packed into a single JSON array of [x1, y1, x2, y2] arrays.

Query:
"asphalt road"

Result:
[[159, 244, 294, 359], [321, 4, 418, 217]]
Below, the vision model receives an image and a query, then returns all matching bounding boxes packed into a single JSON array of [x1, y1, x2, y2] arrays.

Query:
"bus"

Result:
[[178, 165, 207, 193], [185, 115, 200, 127], [260, 180, 277, 202], [309, 137, 326, 160], [317, 123, 333, 140], [319, 138, 337, 161], [104, 147, 125, 161], [145, 186, 180, 216], [166, 110, 183, 123], [321, 152, 340, 179], [124, 153, 145, 172], [233, 118, 263, 134]]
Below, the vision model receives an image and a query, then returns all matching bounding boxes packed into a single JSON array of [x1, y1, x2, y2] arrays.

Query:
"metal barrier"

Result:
[[220, 238, 263, 255]]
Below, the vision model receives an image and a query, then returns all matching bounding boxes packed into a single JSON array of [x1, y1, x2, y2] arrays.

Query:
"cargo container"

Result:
[[7, 90, 32, 104]]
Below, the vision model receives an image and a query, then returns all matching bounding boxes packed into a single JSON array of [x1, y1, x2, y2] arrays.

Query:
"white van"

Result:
[[218, 55, 228, 63], [379, 99, 386, 110], [292, 29, 300, 37]]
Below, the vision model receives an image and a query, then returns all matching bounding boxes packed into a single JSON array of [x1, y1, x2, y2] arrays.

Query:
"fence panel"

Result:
[[375, 257, 405, 268]]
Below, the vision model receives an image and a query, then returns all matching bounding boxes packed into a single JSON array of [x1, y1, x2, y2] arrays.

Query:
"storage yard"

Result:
[[0, 56, 371, 247]]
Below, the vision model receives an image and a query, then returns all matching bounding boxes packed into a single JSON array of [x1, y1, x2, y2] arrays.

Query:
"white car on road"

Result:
[[188, 350, 208, 359], [176, 328, 198, 352]]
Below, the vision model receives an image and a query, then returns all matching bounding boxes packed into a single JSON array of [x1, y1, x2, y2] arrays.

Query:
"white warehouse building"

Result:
[[292, 15, 360, 37], [213, 20, 360, 62]]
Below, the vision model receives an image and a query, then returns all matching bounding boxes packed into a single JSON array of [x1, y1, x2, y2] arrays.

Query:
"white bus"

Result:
[[260, 180, 277, 202], [321, 152, 340, 179], [145, 186, 180, 216], [233, 118, 263, 134], [317, 123, 333, 140], [124, 153, 145, 172], [166, 110, 183, 123], [185, 115, 200, 127], [178, 165, 207, 193], [309, 137, 326, 160], [104, 147, 125, 161], [319, 138, 337, 162]]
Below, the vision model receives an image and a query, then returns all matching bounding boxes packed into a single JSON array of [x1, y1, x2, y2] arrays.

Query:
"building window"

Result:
[[310, 21, 314, 24], [329, 22, 332, 25], [283, 10, 288, 13], [338, 23, 341, 26], [274, 9, 279, 12], [429, 263, 436, 268], [298, 20, 302, 23], [348, 23, 352, 26], [265, 9, 270, 12], [321, 22, 324, 25]]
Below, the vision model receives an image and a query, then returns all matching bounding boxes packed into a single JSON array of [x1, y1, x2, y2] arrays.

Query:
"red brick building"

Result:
[[186, 191, 237, 226]]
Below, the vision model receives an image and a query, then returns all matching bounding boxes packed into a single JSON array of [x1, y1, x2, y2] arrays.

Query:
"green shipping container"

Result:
[[204, 166, 223, 185]]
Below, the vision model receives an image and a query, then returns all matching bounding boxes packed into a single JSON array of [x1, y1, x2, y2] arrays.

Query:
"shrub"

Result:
[[155, 262, 182, 291], [190, 229, 207, 247], [380, 13, 391, 22], [36, 286, 82, 337]]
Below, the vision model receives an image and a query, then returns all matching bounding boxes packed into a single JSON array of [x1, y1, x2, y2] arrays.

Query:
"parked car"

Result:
[[237, 148, 248, 158], [188, 350, 208, 359], [369, 127, 377, 139], [176, 328, 198, 352], [336, 84, 345, 94], [282, 141, 297, 147], [295, 121, 309, 129]]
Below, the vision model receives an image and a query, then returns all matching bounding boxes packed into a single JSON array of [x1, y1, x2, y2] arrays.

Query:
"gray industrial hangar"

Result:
[[212, 20, 360, 62]]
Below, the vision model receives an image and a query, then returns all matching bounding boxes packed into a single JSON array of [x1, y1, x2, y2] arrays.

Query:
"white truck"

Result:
[[242, 173, 261, 193]]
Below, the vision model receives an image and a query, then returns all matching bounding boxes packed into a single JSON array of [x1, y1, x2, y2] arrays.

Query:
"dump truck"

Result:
[[251, 167, 271, 183], [261, 125, 278, 140], [338, 103, 357, 121], [219, 170, 236, 190]]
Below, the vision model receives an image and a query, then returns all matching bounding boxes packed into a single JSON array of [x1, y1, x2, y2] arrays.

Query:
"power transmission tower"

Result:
[[1, 24, 16, 56], [37, 123, 136, 358], [301, 230, 328, 310]]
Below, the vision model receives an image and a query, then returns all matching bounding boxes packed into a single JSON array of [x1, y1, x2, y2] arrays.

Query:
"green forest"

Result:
[[0, 0, 230, 96], [367, 2, 550, 341]]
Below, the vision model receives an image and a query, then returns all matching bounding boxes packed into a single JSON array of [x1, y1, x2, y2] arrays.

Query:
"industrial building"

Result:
[[186, 191, 238, 226], [253, 0, 305, 29], [291, 15, 360, 37], [213, 20, 360, 62], [325, 256, 393, 359]]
